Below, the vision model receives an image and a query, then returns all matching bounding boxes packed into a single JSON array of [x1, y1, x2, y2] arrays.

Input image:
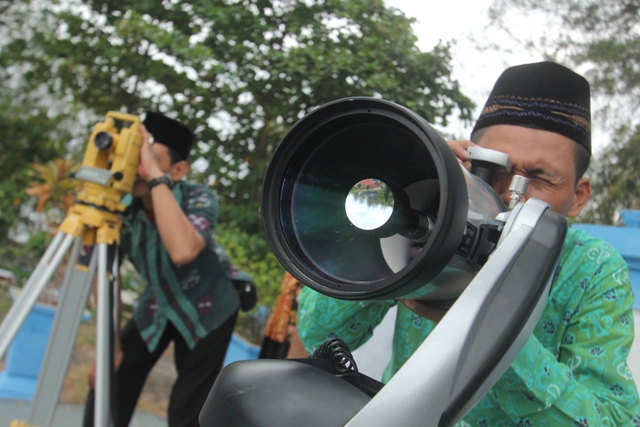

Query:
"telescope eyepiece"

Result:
[[94, 131, 114, 150]]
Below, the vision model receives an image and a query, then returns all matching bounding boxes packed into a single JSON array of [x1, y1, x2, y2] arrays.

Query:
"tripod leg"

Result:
[[94, 242, 114, 427], [0, 232, 75, 360], [26, 236, 98, 427], [109, 249, 120, 424]]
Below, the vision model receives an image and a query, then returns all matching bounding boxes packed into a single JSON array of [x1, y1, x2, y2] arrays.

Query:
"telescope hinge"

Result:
[[458, 223, 502, 270], [456, 223, 478, 258]]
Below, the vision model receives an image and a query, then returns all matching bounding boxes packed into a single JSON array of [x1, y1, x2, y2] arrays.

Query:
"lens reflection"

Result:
[[345, 179, 394, 230], [264, 97, 474, 300], [285, 119, 439, 284], [94, 131, 113, 150]]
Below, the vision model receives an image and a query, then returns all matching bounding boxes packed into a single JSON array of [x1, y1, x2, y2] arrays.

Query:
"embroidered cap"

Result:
[[471, 61, 591, 155], [143, 111, 194, 161]]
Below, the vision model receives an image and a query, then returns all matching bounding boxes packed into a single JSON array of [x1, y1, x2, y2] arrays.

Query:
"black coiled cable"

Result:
[[311, 337, 360, 377]]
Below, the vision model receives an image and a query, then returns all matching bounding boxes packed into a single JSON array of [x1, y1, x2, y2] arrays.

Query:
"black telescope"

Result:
[[262, 97, 506, 302], [201, 97, 566, 427]]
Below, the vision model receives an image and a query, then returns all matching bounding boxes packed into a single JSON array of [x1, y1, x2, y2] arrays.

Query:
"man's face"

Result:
[[476, 125, 589, 217], [131, 142, 175, 198]]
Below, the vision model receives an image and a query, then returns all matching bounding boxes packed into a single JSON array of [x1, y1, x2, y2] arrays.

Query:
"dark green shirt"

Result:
[[121, 180, 240, 351]]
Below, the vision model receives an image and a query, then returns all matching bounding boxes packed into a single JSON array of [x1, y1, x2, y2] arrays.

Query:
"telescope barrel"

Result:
[[262, 97, 505, 301]]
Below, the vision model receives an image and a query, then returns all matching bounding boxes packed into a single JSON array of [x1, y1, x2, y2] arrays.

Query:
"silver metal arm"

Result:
[[346, 199, 562, 427]]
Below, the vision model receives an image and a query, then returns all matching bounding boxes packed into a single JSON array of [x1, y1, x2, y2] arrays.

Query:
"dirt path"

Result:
[[60, 320, 177, 418]]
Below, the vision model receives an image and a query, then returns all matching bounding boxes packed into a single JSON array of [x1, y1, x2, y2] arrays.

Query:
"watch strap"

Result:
[[147, 173, 173, 190]]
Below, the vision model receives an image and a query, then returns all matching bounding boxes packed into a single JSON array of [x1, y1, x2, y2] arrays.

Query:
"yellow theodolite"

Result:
[[1, 112, 143, 427], [61, 111, 143, 246]]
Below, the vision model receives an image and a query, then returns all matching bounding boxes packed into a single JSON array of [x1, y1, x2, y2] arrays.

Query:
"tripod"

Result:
[[0, 112, 142, 427]]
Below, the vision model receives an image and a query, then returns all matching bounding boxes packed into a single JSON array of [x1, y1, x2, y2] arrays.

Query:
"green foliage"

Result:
[[215, 223, 285, 344], [0, 0, 475, 343], [0, 99, 69, 238], [215, 223, 285, 311], [0, 231, 52, 286], [581, 126, 640, 224], [0, 172, 31, 240], [0, 110, 63, 183], [1, 0, 474, 236]]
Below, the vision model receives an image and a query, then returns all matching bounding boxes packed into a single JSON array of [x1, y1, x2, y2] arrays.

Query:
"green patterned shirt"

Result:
[[121, 180, 240, 352], [298, 228, 640, 425]]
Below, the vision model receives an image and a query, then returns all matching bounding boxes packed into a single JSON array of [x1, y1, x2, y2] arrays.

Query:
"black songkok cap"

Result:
[[471, 61, 592, 155], [143, 111, 194, 161]]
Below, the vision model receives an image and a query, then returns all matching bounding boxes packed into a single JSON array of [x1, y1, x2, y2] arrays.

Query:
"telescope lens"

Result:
[[94, 131, 113, 150], [345, 179, 394, 231], [287, 122, 433, 285], [262, 98, 469, 300]]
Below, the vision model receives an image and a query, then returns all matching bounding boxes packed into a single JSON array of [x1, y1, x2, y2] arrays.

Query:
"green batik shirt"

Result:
[[121, 180, 240, 352], [298, 228, 640, 425]]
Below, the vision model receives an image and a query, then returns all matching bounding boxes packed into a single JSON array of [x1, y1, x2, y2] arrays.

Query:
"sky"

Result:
[[380, 1, 614, 153], [383, 0, 543, 136]]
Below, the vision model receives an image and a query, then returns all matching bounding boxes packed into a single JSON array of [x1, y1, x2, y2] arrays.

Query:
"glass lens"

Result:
[[283, 118, 439, 284], [94, 131, 113, 150], [345, 179, 394, 230]]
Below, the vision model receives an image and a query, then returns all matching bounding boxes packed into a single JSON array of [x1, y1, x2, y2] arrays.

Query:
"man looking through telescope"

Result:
[[297, 61, 640, 425], [82, 112, 242, 427]]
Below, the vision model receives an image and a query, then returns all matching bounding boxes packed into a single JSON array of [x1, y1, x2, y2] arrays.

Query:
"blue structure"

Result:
[[0, 312, 260, 401], [0, 290, 91, 401], [223, 333, 260, 366], [0, 303, 56, 401], [222, 305, 269, 366], [572, 210, 640, 309]]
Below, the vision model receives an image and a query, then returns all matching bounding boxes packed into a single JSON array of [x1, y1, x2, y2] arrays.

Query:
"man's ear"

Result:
[[170, 160, 189, 182], [567, 177, 592, 217]]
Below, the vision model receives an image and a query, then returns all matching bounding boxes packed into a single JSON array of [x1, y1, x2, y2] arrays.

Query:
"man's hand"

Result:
[[137, 124, 164, 182], [398, 299, 448, 323], [447, 140, 476, 171]]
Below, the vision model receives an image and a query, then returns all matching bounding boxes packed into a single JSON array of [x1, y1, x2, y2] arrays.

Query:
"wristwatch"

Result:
[[147, 173, 173, 190]]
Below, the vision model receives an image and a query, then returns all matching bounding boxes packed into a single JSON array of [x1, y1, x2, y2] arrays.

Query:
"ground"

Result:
[[0, 285, 176, 418]]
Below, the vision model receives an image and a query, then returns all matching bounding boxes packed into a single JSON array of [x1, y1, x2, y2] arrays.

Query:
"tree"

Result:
[[0, 98, 70, 239], [1, 0, 475, 311], [488, 0, 640, 224], [581, 125, 640, 225], [488, 0, 640, 114], [0, 0, 474, 229]]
